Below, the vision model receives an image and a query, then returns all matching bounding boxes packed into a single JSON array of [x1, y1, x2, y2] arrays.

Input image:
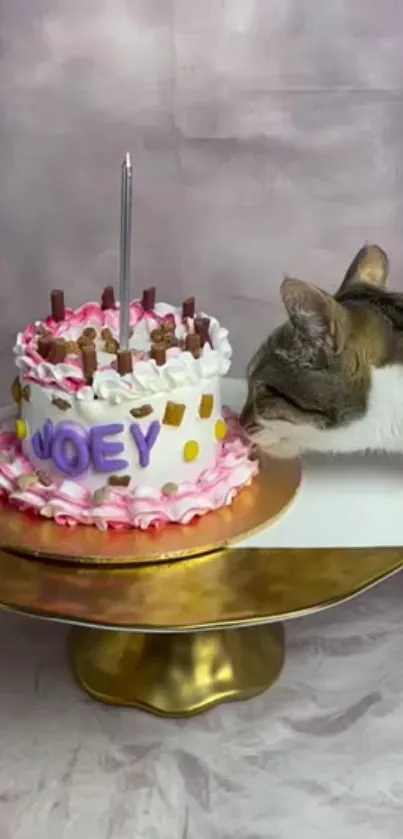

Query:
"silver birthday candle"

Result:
[[119, 152, 133, 351]]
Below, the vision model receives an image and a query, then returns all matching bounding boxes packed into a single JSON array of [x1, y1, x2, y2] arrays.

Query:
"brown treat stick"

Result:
[[165, 332, 179, 348], [150, 327, 164, 343], [83, 327, 97, 340], [104, 338, 120, 354], [185, 333, 201, 358], [150, 344, 166, 366], [101, 286, 115, 310], [182, 297, 195, 319], [194, 316, 212, 347], [163, 314, 176, 332], [108, 475, 131, 487], [82, 346, 97, 382], [117, 350, 133, 376], [93, 486, 110, 505], [51, 290, 65, 322], [77, 338, 95, 354], [37, 336, 52, 359], [52, 397, 71, 411], [36, 470, 53, 487], [65, 340, 78, 355], [130, 404, 154, 418], [141, 287, 156, 311], [49, 339, 67, 364]]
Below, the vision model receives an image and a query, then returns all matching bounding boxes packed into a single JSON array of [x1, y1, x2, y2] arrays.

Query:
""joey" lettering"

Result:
[[31, 419, 161, 477]]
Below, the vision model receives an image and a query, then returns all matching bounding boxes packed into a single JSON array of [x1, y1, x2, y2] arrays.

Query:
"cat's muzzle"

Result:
[[238, 404, 261, 435]]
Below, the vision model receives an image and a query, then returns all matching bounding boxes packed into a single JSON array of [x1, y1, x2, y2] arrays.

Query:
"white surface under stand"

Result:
[[223, 378, 403, 549]]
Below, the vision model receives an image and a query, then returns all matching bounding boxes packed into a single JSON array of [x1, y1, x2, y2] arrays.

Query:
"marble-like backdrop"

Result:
[[1, 0, 402, 395]]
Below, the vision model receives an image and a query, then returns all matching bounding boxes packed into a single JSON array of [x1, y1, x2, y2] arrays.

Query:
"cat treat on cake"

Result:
[[0, 155, 258, 530]]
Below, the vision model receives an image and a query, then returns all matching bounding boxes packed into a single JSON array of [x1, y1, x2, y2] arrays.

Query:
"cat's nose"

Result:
[[239, 402, 260, 434]]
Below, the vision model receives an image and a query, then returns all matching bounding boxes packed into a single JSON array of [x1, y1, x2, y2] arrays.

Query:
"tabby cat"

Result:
[[240, 245, 403, 459]]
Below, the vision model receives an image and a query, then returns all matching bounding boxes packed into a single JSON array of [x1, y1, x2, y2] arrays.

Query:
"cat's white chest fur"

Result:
[[261, 366, 403, 458]]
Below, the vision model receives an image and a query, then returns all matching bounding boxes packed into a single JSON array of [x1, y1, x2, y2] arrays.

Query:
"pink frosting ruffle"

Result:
[[0, 410, 258, 531]]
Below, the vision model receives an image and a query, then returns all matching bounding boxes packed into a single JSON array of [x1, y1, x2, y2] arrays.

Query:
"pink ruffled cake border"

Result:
[[0, 409, 258, 531]]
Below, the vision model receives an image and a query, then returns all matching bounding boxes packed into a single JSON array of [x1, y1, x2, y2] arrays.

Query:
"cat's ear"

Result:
[[281, 276, 349, 353], [338, 244, 389, 293]]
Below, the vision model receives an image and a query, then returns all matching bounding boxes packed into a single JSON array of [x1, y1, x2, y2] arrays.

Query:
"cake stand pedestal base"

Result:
[[68, 624, 284, 717]]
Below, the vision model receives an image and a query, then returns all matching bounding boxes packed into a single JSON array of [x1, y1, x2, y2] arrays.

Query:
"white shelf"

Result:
[[223, 377, 403, 549]]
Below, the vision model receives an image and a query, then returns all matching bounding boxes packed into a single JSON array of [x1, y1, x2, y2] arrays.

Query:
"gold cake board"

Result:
[[0, 455, 300, 565]]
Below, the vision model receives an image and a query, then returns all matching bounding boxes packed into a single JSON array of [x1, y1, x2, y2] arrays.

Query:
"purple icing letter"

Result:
[[32, 420, 54, 460], [51, 421, 90, 477], [90, 424, 128, 473], [130, 420, 160, 468]]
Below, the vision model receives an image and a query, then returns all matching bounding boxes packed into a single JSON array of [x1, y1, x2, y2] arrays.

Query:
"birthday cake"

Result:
[[0, 287, 258, 530]]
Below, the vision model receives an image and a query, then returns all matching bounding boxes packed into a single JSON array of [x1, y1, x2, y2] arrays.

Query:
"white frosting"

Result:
[[21, 377, 224, 492], [14, 350, 84, 386], [14, 301, 232, 400]]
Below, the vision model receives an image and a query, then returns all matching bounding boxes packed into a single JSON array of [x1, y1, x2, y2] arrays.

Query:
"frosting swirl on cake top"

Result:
[[14, 298, 232, 402]]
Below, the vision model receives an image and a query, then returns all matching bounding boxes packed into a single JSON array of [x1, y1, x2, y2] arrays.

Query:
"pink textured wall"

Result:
[[1, 0, 403, 397]]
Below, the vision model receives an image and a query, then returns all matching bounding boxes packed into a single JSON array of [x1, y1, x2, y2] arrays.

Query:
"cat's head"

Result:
[[240, 245, 395, 458]]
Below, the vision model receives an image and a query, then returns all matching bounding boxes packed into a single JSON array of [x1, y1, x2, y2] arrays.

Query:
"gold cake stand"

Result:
[[0, 544, 402, 716], [0, 455, 402, 716]]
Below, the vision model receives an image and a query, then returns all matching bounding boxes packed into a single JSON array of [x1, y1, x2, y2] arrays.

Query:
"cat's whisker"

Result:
[[248, 426, 282, 452]]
